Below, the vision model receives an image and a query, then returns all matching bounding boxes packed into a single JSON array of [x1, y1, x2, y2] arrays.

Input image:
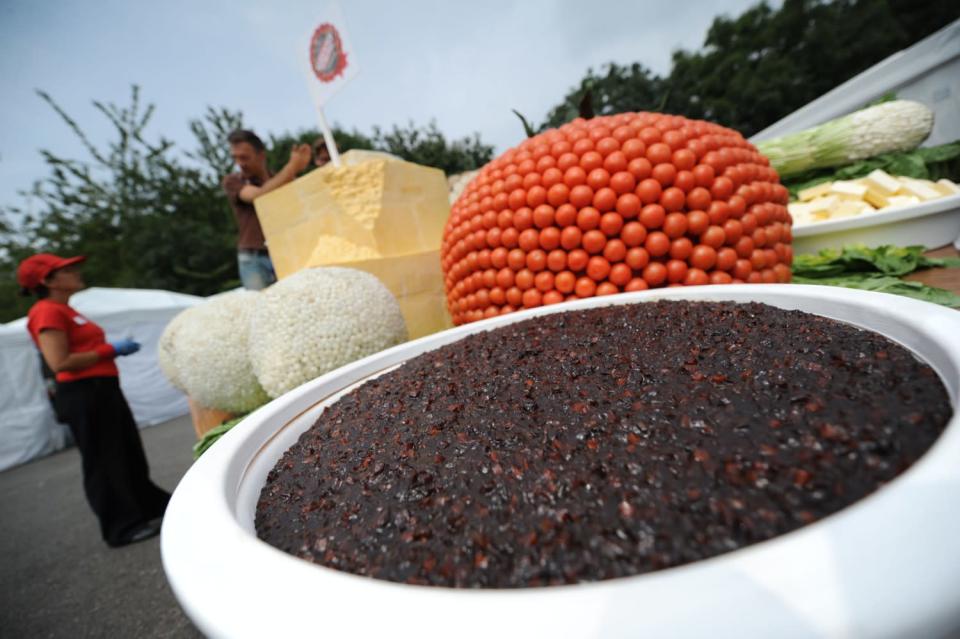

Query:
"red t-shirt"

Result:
[[27, 299, 119, 382]]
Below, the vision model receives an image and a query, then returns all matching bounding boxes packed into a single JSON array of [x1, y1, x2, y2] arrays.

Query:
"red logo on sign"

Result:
[[309, 23, 348, 83]]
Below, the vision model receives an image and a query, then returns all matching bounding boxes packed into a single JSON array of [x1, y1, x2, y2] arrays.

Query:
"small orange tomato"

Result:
[[603, 239, 627, 263], [522, 288, 542, 308], [625, 247, 650, 270], [642, 262, 667, 287], [609, 262, 632, 286], [620, 221, 647, 247], [690, 245, 717, 271], [596, 282, 619, 296], [574, 276, 597, 297], [624, 277, 649, 292], [582, 229, 607, 255], [567, 249, 589, 272], [538, 226, 561, 251], [546, 249, 567, 272], [644, 231, 670, 257], [554, 270, 576, 293], [560, 226, 582, 250]]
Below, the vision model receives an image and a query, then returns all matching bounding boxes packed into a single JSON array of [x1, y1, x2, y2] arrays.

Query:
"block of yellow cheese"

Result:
[[829, 180, 868, 200], [254, 150, 454, 338], [935, 179, 960, 196], [861, 169, 901, 196], [862, 188, 892, 209], [344, 250, 453, 340], [806, 195, 839, 217], [896, 177, 941, 201], [798, 182, 833, 202], [886, 195, 921, 209], [255, 151, 450, 277]]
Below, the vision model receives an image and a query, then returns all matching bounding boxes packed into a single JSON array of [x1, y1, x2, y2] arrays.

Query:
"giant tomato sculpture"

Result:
[[441, 113, 793, 325]]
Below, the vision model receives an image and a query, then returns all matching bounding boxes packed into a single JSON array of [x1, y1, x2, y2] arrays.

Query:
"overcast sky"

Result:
[[0, 0, 766, 210]]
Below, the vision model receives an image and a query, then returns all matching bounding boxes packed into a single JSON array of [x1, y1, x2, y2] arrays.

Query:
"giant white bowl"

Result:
[[161, 284, 960, 639]]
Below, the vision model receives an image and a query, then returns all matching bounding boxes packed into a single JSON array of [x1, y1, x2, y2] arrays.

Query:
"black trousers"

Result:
[[56, 377, 171, 546]]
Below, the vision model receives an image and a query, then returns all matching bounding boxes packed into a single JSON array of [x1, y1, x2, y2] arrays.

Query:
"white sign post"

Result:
[[301, 2, 359, 167]]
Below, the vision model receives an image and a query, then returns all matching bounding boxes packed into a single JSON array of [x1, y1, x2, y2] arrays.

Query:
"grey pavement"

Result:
[[0, 415, 203, 638]]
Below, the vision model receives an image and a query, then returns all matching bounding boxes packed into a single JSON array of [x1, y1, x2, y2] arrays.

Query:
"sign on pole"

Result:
[[301, 2, 359, 167]]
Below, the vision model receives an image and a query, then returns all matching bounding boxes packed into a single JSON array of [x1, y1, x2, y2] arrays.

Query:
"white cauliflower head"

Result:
[[162, 290, 270, 413], [249, 267, 408, 398]]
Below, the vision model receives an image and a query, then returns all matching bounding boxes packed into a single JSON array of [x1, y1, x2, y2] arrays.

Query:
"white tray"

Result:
[[791, 193, 960, 254], [161, 285, 960, 639]]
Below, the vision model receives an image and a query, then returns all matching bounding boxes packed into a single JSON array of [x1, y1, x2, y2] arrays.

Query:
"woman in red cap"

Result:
[[18, 253, 171, 547]]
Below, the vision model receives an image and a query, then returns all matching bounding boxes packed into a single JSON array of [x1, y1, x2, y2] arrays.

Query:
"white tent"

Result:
[[0, 287, 202, 472]]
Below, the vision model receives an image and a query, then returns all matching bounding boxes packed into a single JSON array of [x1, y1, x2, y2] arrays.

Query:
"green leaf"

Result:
[[792, 244, 934, 277], [511, 109, 538, 139], [792, 244, 960, 309], [793, 274, 960, 308], [883, 152, 928, 179], [192, 413, 249, 460], [916, 141, 960, 163]]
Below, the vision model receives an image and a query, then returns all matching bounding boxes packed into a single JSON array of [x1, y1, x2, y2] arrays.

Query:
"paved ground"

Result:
[[0, 415, 203, 638]]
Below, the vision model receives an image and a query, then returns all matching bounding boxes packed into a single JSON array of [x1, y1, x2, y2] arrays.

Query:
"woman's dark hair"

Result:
[[20, 284, 50, 299], [227, 129, 266, 152]]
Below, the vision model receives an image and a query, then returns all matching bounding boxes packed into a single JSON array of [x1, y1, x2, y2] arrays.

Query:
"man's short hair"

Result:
[[227, 129, 266, 152], [313, 137, 328, 154]]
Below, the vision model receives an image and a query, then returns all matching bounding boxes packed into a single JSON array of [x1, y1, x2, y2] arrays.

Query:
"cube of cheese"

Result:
[[806, 195, 839, 216], [934, 179, 960, 196], [254, 150, 454, 339], [862, 169, 901, 196], [863, 189, 891, 209], [896, 177, 942, 201], [829, 180, 868, 199], [787, 201, 814, 224], [255, 150, 450, 278], [831, 199, 869, 219], [798, 182, 833, 202], [886, 195, 921, 209]]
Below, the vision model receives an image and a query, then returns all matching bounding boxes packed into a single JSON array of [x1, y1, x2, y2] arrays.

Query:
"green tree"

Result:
[[541, 63, 666, 131], [663, 0, 935, 136], [1, 90, 497, 322], [0, 87, 242, 322], [370, 120, 493, 174], [266, 120, 493, 175], [543, 0, 960, 136], [265, 126, 376, 172]]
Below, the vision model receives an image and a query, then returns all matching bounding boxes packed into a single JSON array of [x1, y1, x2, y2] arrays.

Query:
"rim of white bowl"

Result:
[[162, 284, 960, 639], [791, 192, 960, 236]]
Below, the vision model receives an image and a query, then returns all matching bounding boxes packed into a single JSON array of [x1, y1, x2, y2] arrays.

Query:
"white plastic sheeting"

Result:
[[0, 287, 202, 472], [751, 19, 960, 146]]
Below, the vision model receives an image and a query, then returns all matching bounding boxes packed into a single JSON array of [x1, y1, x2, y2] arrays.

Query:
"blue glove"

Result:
[[110, 339, 141, 356]]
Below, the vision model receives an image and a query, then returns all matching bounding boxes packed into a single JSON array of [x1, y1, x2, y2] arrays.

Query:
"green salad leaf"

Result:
[[793, 274, 960, 308], [793, 244, 960, 277], [192, 413, 250, 460], [792, 244, 960, 308]]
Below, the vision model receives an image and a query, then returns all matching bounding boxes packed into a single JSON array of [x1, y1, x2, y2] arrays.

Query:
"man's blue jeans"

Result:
[[237, 249, 277, 290]]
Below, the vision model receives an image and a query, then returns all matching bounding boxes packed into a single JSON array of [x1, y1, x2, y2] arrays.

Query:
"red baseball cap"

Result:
[[17, 253, 86, 290]]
